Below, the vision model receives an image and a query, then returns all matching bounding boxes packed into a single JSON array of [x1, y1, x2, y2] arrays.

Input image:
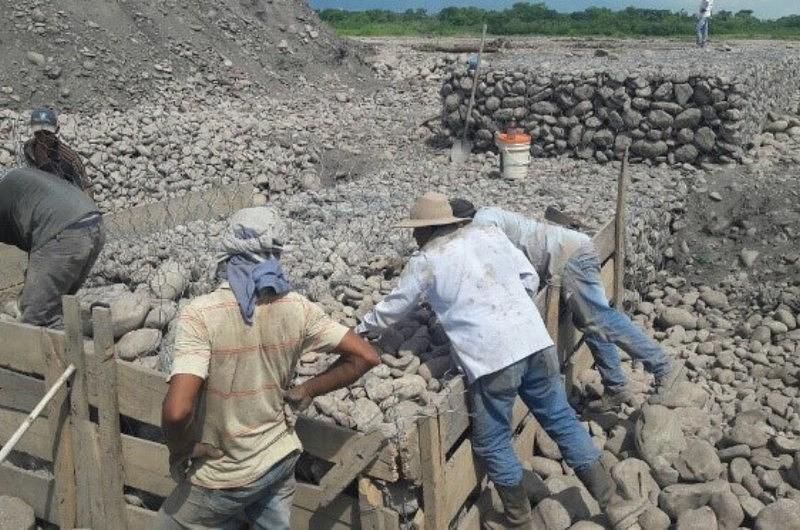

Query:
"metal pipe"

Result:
[[0, 363, 76, 464]]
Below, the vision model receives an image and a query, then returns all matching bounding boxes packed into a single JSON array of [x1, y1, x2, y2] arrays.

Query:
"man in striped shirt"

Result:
[[156, 207, 380, 530]]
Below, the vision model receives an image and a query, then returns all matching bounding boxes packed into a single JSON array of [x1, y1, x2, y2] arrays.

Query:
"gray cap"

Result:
[[30, 108, 58, 132]]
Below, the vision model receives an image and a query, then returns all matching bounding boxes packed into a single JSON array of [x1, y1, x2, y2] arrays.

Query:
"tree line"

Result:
[[317, 3, 800, 38]]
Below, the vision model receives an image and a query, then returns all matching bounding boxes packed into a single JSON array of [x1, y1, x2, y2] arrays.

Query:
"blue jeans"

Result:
[[468, 347, 601, 487], [562, 247, 671, 393], [697, 16, 710, 45], [155, 451, 300, 530]]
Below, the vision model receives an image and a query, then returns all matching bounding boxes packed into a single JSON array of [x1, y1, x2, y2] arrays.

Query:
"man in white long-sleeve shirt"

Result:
[[357, 192, 645, 530], [697, 0, 714, 47]]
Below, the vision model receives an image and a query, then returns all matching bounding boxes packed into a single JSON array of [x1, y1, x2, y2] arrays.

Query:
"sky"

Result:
[[309, 0, 798, 20]]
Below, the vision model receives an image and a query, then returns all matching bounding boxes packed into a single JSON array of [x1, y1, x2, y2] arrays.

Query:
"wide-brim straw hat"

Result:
[[395, 191, 468, 228]]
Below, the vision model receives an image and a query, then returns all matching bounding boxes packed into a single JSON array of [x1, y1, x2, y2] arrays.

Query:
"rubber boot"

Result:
[[576, 461, 647, 530], [485, 483, 534, 530]]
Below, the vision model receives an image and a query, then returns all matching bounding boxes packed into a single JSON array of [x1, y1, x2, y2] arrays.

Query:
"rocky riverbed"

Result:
[[1, 34, 800, 529]]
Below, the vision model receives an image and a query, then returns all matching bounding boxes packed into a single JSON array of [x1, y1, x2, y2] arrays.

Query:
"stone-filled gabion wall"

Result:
[[441, 58, 800, 165]]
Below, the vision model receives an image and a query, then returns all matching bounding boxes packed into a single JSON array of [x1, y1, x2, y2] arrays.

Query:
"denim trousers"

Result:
[[155, 451, 300, 530], [562, 246, 671, 393], [468, 347, 601, 487], [697, 16, 710, 44]]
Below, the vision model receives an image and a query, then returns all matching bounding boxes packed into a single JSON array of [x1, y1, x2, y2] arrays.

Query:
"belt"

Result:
[[65, 213, 102, 230]]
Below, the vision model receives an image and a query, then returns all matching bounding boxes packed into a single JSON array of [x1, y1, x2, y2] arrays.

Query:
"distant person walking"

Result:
[[697, 0, 714, 47]]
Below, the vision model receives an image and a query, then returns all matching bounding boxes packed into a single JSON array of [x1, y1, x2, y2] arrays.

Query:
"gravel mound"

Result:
[[0, 0, 373, 111]]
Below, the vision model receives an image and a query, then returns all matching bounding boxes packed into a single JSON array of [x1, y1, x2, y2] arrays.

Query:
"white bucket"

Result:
[[497, 138, 531, 180]]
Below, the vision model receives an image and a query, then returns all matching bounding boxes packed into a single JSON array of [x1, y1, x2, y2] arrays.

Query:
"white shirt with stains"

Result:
[[699, 0, 714, 17], [357, 224, 554, 384], [472, 207, 591, 282]]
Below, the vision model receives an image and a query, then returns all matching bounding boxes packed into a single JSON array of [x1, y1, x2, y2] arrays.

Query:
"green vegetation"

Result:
[[317, 3, 800, 39]]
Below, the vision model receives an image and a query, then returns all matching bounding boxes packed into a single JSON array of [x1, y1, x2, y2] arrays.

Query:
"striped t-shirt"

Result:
[[170, 284, 348, 489]]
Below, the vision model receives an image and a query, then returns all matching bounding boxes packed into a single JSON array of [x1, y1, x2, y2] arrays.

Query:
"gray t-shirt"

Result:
[[0, 167, 98, 252], [472, 206, 591, 281]]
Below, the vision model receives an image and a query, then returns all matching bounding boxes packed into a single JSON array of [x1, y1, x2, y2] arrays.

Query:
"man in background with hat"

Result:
[[0, 166, 104, 328], [23, 107, 92, 196], [448, 198, 682, 411], [157, 206, 380, 530], [357, 192, 644, 529]]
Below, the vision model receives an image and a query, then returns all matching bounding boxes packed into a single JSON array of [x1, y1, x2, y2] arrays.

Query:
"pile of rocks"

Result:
[[440, 44, 800, 165]]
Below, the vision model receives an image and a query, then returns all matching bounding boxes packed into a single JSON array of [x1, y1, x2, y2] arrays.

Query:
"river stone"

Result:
[[730, 457, 752, 483], [144, 300, 178, 329], [727, 422, 769, 448], [393, 374, 427, 400], [658, 480, 730, 519], [531, 456, 563, 478], [694, 127, 716, 152], [710, 490, 745, 530], [700, 289, 728, 309], [365, 377, 395, 402], [635, 404, 687, 467], [110, 291, 151, 338], [149, 260, 189, 300], [674, 439, 722, 482], [567, 522, 604, 530], [350, 398, 383, 433], [611, 458, 660, 504], [116, 328, 162, 361], [673, 83, 694, 105], [0, 496, 35, 530], [676, 506, 717, 530], [638, 505, 671, 530], [674, 144, 698, 163], [632, 140, 668, 158], [536, 427, 563, 460], [755, 499, 800, 530], [655, 382, 709, 408], [673, 108, 703, 129], [656, 307, 697, 329], [534, 497, 571, 530]]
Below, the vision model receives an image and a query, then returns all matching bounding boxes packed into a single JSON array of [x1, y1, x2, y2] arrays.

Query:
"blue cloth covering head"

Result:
[[217, 210, 291, 325]]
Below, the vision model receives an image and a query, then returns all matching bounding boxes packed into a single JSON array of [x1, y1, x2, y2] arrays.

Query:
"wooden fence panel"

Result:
[[0, 367, 44, 413]]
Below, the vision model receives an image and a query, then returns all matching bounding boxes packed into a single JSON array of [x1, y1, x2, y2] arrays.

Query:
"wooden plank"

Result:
[[294, 415, 398, 482], [0, 321, 63, 375], [318, 430, 388, 506], [443, 436, 483, 518], [64, 296, 102, 528], [120, 434, 173, 497], [0, 366, 45, 413], [593, 220, 615, 264], [292, 482, 358, 528], [419, 414, 447, 530], [0, 407, 51, 460], [109, 360, 165, 426], [93, 306, 128, 529], [43, 328, 77, 529], [0, 465, 159, 530], [601, 258, 615, 304], [359, 477, 386, 530], [0, 462, 60, 523], [545, 278, 561, 361], [614, 149, 629, 308]]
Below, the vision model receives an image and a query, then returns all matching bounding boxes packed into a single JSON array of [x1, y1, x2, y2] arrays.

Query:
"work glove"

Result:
[[169, 443, 223, 483], [282, 386, 313, 428]]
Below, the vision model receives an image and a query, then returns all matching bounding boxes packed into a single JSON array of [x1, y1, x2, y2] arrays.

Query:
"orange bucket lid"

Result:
[[497, 132, 531, 144]]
